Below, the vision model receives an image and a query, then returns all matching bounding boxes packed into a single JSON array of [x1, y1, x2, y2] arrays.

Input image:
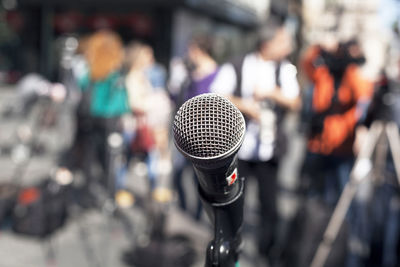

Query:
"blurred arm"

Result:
[[227, 96, 261, 122], [254, 62, 301, 111], [301, 45, 322, 82]]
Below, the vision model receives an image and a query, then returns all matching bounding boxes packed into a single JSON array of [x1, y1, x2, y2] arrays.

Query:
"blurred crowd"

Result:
[[2, 8, 400, 267]]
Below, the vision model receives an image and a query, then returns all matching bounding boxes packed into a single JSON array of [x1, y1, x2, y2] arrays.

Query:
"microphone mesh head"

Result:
[[173, 93, 245, 159]]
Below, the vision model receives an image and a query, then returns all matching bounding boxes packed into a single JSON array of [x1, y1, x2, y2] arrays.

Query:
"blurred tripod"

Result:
[[310, 120, 400, 267]]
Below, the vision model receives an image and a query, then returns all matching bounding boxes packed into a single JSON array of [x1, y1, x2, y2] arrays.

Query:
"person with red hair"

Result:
[[61, 30, 130, 200], [79, 29, 129, 117]]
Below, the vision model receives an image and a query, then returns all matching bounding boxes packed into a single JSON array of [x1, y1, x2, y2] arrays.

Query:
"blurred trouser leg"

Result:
[[301, 152, 327, 199], [382, 192, 400, 267], [82, 130, 98, 185], [379, 183, 400, 267], [114, 130, 134, 190], [172, 152, 188, 211], [173, 166, 187, 211], [239, 160, 278, 259], [382, 161, 400, 267], [146, 149, 158, 191], [345, 183, 399, 267], [324, 156, 353, 206], [258, 161, 278, 258], [370, 177, 400, 267], [346, 157, 372, 267], [194, 187, 203, 221]]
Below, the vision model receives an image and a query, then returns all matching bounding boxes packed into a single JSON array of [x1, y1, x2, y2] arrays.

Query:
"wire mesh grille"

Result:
[[173, 93, 245, 158]]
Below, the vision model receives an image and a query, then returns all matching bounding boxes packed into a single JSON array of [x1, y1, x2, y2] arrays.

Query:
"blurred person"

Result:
[[59, 30, 130, 202], [168, 57, 189, 105], [168, 34, 237, 220], [125, 41, 172, 192], [300, 38, 373, 267], [364, 72, 400, 267], [146, 58, 167, 92], [300, 39, 372, 200], [353, 25, 400, 267], [209, 17, 301, 264]]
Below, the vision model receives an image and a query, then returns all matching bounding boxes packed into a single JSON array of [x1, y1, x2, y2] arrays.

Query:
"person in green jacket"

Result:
[[65, 30, 131, 201], [79, 30, 130, 118]]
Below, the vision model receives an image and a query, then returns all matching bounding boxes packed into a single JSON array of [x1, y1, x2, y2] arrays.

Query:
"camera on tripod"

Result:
[[367, 74, 400, 127]]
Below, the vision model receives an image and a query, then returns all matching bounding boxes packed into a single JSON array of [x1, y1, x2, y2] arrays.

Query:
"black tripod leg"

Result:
[[385, 122, 400, 186], [310, 121, 383, 267]]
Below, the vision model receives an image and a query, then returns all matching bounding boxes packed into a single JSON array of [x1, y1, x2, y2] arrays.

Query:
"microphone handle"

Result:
[[192, 154, 240, 203]]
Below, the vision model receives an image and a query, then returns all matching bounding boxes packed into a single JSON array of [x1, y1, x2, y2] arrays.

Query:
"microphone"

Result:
[[173, 93, 246, 266], [173, 93, 245, 201]]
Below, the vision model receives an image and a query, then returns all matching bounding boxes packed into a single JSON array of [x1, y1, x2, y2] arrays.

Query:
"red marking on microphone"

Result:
[[226, 169, 238, 186], [230, 173, 237, 185]]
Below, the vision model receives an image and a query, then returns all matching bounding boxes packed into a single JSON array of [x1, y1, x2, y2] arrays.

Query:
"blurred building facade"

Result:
[[301, 0, 387, 80], [0, 0, 271, 83]]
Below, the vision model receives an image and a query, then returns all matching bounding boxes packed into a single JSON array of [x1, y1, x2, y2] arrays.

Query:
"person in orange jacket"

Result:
[[300, 39, 374, 267], [302, 40, 373, 157]]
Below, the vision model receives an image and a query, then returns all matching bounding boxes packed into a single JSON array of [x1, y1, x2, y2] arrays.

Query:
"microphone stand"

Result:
[[200, 176, 244, 267], [172, 93, 246, 267]]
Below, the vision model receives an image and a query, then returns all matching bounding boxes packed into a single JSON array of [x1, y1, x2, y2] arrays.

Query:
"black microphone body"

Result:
[[173, 93, 246, 267], [192, 153, 240, 202]]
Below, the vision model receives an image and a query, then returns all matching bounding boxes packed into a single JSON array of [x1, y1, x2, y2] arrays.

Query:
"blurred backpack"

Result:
[[12, 178, 69, 238], [131, 117, 155, 154]]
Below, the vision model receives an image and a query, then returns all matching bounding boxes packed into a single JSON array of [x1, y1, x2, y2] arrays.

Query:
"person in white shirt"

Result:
[[212, 17, 301, 264]]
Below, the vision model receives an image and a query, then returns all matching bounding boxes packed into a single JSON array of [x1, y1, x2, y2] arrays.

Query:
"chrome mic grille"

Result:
[[173, 93, 245, 159]]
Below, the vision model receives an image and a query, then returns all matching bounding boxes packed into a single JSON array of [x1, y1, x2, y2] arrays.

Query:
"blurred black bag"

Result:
[[283, 197, 348, 267], [12, 179, 69, 238]]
